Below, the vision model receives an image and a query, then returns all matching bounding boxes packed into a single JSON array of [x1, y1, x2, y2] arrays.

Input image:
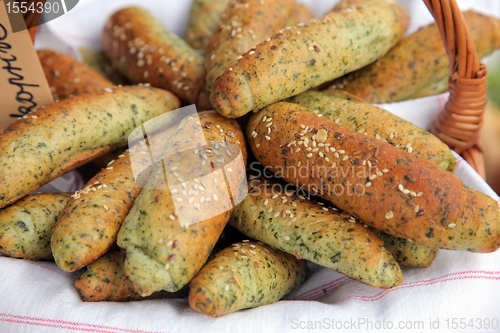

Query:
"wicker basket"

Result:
[[25, 0, 488, 178]]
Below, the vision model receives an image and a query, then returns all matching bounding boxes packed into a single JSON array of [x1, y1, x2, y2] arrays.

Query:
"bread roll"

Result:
[[75, 249, 187, 302], [118, 111, 247, 296], [102, 7, 205, 104], [0, 194, 70, 260], [288, 89, 456, 171], [247, 102, 500, 253], [229, 177, 403, 288], [189, 241, 307, 317], [0, 85, 180, 210]]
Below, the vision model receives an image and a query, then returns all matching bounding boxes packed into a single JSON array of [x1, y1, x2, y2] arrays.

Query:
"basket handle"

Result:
[[424, 0, 487, 178]]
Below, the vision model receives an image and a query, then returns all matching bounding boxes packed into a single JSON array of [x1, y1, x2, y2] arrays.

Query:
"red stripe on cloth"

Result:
[[295, 276, 350, 300], [0, 314, 165, 333], [337, 271, 500, 304]]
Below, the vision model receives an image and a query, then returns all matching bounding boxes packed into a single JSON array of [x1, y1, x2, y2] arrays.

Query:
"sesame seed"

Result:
[[342, 156, 349, 161], [366, 182, 372, 187], [175, 198, 182, 202], [417, 192, 423, 197], [264, 199, 269, 205], [398, 184, 404, 192], [403, 189, 411, 195], [386, 211, 394, 219], [225, 285, 230, 291], [165, 264, 170, 270], [369, 174, 377, 180], [265, 136, 271, 140], [448, 223, 456, 228], [103, 205, 109, 210], [415, 205, 420, 213], [274, 212, 280, 218], [382, 169, 389, 173], [307, 153, 313, 158], [283, 236, 290, 241]]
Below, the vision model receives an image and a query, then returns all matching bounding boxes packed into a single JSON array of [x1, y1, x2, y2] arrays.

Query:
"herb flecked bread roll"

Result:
[[185, 0, 233, 53], [37, 49, 114, 101], [211, 0, 409, 118], [337, 11, 500, 103], [75, 249, 187, 302], [247, 102, 500, 253], [0, 193, 70, 260], [229, 177, 403, 288], [51, 151, 151, 272], [288, 89, 456, 172], [0, 85, 180, 210], [370, 228, 438, 268], [205, 0, 295, 95], [118, 111, 248, 296], [189, 240, 307, 317], [102, 7, 206, 104]]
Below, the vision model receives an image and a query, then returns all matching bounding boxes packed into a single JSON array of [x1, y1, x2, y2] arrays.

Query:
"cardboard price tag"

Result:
[[0, 0, 53, 129]]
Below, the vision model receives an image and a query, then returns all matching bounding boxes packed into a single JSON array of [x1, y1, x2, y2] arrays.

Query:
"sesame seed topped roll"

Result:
[[102, 7, 206, 104], [189, 240, 307, 317], [247, 102, 500, 253], [37, 49, 114, 101], [229, 177, 403, 288], [118, 111, 248, 296], [205, 0, 295, 95], [51, 150, 151, 272], [288, 89, 456, 172], [0, 85, 180, 210], [211, 0, 408, 118]]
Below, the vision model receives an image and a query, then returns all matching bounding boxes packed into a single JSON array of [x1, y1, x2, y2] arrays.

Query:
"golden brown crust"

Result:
[[338, 11, 500, 103], [101, 7, 205, 104], [0, 85, 180, 210], [247, 102, 500, 253], [118, 111, 248, 295], [37, 49, 114, 101]]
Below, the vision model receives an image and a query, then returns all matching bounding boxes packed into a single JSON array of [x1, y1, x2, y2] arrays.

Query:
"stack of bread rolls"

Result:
[[1, 0, 499, 318]]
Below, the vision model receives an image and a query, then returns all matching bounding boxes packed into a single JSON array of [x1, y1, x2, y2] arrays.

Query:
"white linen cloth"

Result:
[[2, 1, 500, 332]]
